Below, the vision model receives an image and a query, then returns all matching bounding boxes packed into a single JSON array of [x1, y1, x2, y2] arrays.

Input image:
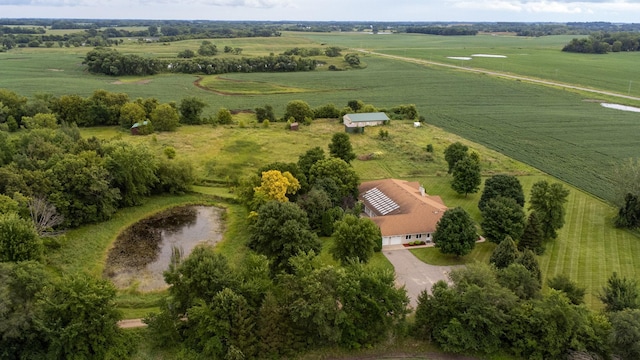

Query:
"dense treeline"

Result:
[[83, 47, 317, 76], [563, 32, 640, 53], [406, 26, 478, 36]]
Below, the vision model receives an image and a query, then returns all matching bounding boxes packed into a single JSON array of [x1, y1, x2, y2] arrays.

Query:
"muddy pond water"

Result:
[[104, 205, 224, 291]]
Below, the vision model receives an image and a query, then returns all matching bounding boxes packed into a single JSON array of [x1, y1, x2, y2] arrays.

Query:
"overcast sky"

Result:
[[1, 0, 639, 23]]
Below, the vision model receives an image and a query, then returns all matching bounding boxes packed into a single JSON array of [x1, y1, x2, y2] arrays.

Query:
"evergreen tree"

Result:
[[515, 249, 542, 282], [489, 235, 519, 269], [518, 211, 544, 254]]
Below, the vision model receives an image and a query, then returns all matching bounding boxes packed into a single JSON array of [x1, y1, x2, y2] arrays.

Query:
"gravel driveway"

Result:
[[384, 248, 461, 309]]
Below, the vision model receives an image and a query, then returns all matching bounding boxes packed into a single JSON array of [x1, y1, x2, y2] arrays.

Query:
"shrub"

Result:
[[163, 147, 176, 159]]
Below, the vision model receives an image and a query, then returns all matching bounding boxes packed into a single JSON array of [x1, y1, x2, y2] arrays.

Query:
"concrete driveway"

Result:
[[384, 248, 461, 310]]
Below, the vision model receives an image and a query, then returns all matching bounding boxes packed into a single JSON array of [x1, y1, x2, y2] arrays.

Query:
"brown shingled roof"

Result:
[[359, 179, 447, 237]]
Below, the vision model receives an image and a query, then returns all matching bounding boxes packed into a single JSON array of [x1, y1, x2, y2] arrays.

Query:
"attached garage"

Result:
[[383, 236, 403, 246]]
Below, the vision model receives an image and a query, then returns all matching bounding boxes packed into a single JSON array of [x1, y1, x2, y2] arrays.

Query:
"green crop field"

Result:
[[299, 32, 640, 98], [2, 32, 638, 202]]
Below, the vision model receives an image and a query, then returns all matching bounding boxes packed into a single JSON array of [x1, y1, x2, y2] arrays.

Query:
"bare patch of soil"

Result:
[[111, 79, 152, 85]]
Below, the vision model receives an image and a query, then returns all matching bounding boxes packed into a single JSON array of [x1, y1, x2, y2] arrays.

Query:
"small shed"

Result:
[[290, 122, 299, 131], [343, 112, 389, 133], [130, 121, 150, 135]]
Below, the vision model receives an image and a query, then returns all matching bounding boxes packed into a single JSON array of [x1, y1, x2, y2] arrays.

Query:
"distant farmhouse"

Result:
[[343, 112, 389, 133], [359, 179, 447, 247]]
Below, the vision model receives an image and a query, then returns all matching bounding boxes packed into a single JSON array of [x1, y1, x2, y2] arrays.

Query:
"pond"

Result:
[[103, 205, 224, 291]]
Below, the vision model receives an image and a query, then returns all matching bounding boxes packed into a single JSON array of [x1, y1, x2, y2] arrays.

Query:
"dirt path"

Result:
[[118, 319, 146, 328], [356, 49, 640, 102]]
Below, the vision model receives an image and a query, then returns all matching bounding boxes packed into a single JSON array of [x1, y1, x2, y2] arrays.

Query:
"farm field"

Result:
[[2, 32, 639, 202], [300, 32, 640, 99]]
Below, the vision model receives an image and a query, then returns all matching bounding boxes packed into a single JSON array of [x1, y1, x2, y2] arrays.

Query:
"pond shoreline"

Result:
[[104, 205, 225, 292]]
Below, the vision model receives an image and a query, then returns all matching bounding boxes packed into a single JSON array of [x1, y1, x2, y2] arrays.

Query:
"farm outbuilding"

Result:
[[343, 112, 389, 133], [359, 179, 448, 247]]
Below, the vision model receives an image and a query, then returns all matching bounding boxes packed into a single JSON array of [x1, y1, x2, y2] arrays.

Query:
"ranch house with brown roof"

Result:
[[359, 179, 448, 247]]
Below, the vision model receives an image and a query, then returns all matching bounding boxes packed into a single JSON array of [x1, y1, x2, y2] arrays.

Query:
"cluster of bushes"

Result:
[[415, 259, 640, 360], [406, 26, 478, 36], [84, 47, 317, 76], [562, 32, 640, 54], [0, 126, 194, 229], [0, 88, 235, 132]]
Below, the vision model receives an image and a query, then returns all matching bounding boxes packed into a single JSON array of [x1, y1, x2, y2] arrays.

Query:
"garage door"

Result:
[[383, 236, 403, 246]]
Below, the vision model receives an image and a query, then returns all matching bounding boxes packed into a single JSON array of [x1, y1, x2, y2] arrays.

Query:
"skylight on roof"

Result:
[[363, 188, 399, 215]]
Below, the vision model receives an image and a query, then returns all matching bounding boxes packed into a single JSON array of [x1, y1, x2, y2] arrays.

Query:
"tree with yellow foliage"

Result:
[[253, 170, 301, 204]]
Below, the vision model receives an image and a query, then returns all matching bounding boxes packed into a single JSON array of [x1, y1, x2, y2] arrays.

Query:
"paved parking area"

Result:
[[383, 248, 461, 309]]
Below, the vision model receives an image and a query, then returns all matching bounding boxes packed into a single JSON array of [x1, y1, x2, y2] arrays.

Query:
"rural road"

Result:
[[356, 49, 640, 102], [383, 248, 460, 309]]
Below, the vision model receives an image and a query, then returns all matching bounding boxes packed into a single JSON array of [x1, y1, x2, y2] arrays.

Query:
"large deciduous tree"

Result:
[[547, 274, 586, 305], [0, 261, 50, 359], [149, 103, 180, 131], [328, 132, 356, 164], [600, 272, 640, 312], [37, 273, 128, 360], [283, 100, 313, 123], [331, 214, 381, 265], [609, 309, 640, 360], [298, 146, 325, 178], [529, 180, 569, 240], [0, 212, 42, 262], [118, 102, 146, 128], [451, 153, 481, 197], [164, 245, 239, 313], [309, 157, 360, 201], [433, 207, 477, 257], [104, 142, 158, 207], [253, 170, 300, 204], [444, 141, 468, 174], [50, 151, 120, 226], [249, 201, 321, 273], [478, 174, 525, 212], [178, 96, 207, 125], [481, 196, 525, 243]]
